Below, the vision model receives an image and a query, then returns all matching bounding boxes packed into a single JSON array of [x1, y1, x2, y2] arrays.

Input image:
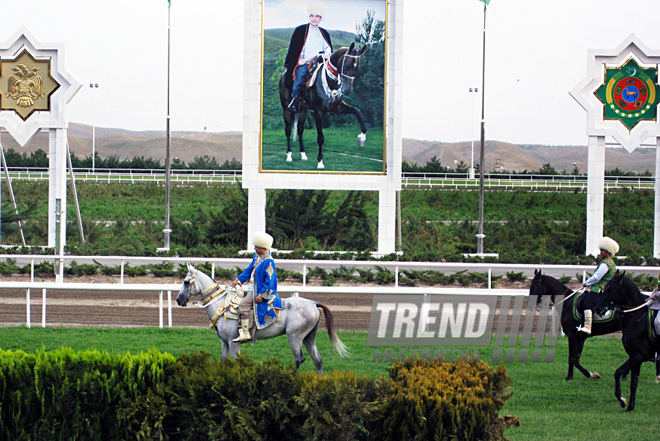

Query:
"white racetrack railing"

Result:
[[0, 280, 527, 329], [0, 254, 657, 329], [2, 254, 658, 288]]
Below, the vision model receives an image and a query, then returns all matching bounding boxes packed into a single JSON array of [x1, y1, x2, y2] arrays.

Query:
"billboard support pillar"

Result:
[[585, 135, 605, 256]]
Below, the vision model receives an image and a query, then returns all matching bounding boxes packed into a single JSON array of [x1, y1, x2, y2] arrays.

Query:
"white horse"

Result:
[[176, 264, 349, 374]]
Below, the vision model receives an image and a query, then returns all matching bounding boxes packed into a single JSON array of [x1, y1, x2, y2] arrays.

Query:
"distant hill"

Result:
[[1, 123, 656, 174]]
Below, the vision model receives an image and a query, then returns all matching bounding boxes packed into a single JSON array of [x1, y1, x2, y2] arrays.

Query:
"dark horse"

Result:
[[530, 269, 622, 380], [602, 271, 660, 411], [279, 43, 368, 169]]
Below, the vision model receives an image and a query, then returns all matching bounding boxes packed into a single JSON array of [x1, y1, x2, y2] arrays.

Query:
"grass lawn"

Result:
[[0, 327, 657, 441], [261, 127, 384, 173]]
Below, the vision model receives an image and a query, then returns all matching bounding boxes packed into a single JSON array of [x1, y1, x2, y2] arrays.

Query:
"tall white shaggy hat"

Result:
[[598, 236, 619, 256], [253, 231, 274, 250], [307, 3, 325, 16]]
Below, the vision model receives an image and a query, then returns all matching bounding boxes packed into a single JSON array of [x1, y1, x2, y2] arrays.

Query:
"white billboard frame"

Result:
[[242, 0, 403, 254]]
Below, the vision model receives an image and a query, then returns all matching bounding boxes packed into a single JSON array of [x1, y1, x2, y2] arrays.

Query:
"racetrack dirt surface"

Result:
[[0, 274, 556, 332]]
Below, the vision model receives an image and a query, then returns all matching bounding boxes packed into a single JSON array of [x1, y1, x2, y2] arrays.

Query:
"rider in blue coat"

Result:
[[231, 232, 284, 342]]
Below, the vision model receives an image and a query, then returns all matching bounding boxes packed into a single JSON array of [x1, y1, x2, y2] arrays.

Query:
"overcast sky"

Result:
[[2, 0, 660, 146]]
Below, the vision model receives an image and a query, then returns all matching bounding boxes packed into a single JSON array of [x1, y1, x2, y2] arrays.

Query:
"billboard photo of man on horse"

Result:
[[261, 0, 386, 173]]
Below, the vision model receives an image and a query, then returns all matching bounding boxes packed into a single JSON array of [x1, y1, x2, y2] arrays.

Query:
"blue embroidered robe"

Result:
[[237, 253, 283, 328]]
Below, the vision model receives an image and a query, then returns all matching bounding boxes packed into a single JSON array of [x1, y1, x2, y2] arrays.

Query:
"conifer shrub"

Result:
[[0, 350, 513, 440], [0, 348, 174, 441], [368, 359, 512, 441]]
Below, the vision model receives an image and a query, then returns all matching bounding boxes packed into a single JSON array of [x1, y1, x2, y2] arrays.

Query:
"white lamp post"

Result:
[[89, 83, 98, 172]]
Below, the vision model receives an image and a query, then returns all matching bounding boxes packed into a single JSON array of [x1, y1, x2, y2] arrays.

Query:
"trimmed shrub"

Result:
[[0, 350, 513, 440], [368, 359, 512, 441]]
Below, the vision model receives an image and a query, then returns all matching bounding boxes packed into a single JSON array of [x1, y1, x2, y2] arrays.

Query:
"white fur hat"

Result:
[[253, 231, 274, 250], [598, 236, 619, 256], [307, 3, 325, 17]]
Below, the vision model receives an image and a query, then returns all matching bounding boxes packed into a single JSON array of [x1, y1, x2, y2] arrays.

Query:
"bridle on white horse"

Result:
[[185, 271, 225, 308]]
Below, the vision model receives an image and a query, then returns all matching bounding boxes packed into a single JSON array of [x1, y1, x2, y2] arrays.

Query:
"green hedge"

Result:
[[0, 349, 512, 441]]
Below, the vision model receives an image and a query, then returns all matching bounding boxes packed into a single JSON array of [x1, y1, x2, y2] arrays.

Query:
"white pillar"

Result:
[[48, 128, 68, 249], [586, 135, 606, 255], [247, 188, 267, 248], [378, 190, 396, 255], [654, 137, 660, 258]]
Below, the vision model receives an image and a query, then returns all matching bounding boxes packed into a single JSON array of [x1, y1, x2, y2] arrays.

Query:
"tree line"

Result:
[[2, 148, 241, 170]]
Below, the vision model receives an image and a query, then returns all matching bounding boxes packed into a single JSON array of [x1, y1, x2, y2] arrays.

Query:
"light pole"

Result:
[[476, 0, 488, 255], [89, 83, 98, 172], [162, 1, 172, 251], [469, 87, 478, 180]]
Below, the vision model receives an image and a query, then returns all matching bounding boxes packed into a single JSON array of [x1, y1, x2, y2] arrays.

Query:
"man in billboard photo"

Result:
[[284, 4, 333, 113]]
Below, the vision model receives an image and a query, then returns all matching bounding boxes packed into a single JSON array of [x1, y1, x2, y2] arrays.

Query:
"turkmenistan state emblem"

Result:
[[594, 58, 659, 130]]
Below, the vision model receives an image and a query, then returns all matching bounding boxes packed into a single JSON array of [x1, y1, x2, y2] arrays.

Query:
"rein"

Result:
[[553, 287, 583, 306], [620, 297, 653, 313], [322, 51, 361, 100]]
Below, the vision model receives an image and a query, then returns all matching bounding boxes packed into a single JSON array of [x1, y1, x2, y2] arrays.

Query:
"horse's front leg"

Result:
[[573, 335, 600, 379], [566, 336, 576, 380], [614, 357, 638, 409], [336, 101, 368, 147], [228, 340, 242, 359], [298, 110, 308, 161], [313, 111, 325, 169], [221, 339, 231, 361], [283, 110, 294, 162], [626, 363, 642, 412]]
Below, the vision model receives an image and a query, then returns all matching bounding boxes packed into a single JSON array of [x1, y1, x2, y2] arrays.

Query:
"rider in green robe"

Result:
[[580, 236, 619, 334]]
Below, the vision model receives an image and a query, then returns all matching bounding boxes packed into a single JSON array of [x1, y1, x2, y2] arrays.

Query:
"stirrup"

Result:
[[233, 328, 250, 342]]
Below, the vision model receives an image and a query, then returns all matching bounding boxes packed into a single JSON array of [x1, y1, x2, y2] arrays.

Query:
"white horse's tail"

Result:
[[292, 113, 299, 142], [317, 303, 350, 357]]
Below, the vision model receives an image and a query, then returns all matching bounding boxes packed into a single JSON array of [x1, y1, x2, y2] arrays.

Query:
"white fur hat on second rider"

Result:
[[598, 236, 619, 256], [253, 231, 274, 250]]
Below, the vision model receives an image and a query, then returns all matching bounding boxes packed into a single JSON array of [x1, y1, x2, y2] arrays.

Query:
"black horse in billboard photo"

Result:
[[279, 43, 368, 169]]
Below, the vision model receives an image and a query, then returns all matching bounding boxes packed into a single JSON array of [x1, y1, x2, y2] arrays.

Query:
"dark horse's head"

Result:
[[602, 270, 642, 309], [330, 42, 367, 95], [529, 269, 547, 311], [529, 269, 562, 311]]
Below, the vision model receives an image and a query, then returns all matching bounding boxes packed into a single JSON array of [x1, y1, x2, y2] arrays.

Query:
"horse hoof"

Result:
[[656, 376, 660, 384], [301, 152, 308, 160], [619, 397, 627, 408], [590, 372, 601, 379], [286, 152, 292, 162], [357, 133, 366, 147], [317, 160, 324, 169]]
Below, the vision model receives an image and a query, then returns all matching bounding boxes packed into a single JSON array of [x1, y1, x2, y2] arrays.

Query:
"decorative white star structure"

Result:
[[0, 26, 81, 146], [570, 34, 660, 153]]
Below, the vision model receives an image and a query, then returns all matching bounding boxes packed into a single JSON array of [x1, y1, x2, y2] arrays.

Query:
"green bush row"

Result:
[[0, 349, 512, 441]]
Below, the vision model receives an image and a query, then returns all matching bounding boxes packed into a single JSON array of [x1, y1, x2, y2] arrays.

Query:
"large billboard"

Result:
[[260, 0, 386, 173]]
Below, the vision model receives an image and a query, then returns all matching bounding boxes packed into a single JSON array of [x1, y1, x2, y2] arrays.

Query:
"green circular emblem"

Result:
[[595, 58, 659, 130]]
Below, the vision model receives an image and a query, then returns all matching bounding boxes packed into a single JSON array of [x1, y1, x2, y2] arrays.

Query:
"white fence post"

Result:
[[159, 291, 164, 328], [26, 289, 31, 328], [168, 290, 172, 327], [41, 289, 47, 328]]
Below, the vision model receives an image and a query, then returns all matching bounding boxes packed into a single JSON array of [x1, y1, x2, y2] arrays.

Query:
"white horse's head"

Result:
[[177, 264, 215, 307]]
